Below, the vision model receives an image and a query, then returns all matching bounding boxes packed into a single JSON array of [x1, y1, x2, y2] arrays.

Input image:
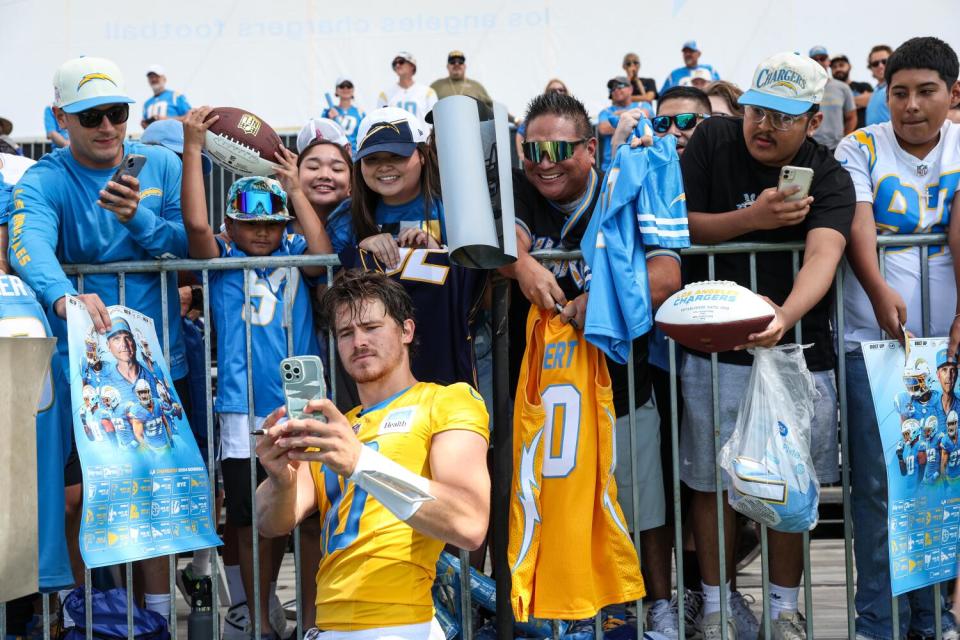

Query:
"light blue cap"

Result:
[[682, 40, 699, 51], [141, 120, 212, 174]]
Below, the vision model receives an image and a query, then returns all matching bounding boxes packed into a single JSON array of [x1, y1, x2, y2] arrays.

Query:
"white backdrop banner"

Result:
[[3, 0, 959, 137]]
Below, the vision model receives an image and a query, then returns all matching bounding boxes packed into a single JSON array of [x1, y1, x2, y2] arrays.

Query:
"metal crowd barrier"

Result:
[[0, 233, 949, 640]]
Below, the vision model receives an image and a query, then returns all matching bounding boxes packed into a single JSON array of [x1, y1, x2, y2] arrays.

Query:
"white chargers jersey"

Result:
[[835, 121, 960, 351], [377, 82, 438, 125]]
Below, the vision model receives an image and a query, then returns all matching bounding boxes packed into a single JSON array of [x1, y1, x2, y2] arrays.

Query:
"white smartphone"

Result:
[[778, 166, 814, 202]]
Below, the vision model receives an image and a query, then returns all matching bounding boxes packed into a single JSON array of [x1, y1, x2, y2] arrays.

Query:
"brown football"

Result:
[[204, 107, 283, 176]]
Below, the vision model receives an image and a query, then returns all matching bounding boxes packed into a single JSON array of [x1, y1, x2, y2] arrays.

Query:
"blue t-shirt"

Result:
[[43, 106, 69, 146], [8, 141, 188, 377], [209, 235, 321, 416], [143, 90, 192, 122], [597, 104, 651, 171], [331, 105, 365, 148], [0, 274, 73, 591], [866, 84, 890, 125], [327, 193, 446, 254], [661, 64, 720, 94]]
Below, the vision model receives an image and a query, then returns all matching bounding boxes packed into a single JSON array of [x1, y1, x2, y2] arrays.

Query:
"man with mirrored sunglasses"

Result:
[[7, 56, 189, 622], [500, 90, 686, 638], [678, 51, 855, 640], [651, 86, 711, 156]]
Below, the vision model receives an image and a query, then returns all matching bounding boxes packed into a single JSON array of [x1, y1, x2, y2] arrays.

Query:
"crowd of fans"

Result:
[[1, 34, 960, 640]]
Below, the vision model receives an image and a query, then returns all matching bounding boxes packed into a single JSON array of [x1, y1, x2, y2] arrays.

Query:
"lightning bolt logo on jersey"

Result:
[[836, 121, 960, 347], [508, 306, 644, 622], [307, 382, 488, 631]]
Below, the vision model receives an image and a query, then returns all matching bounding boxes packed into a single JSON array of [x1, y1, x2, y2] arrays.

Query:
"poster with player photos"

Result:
[[66, 297, 221, 568], [863, 337, 960, 595]]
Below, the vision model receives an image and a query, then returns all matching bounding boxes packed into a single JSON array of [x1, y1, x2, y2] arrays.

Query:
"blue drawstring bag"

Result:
[[62, 587, 170, 640]]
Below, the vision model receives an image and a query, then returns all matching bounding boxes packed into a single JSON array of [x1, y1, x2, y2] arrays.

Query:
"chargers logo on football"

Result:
[[237, 114, 262, 136], [378, 407, 417, 435], [77, 73, 117, 90]]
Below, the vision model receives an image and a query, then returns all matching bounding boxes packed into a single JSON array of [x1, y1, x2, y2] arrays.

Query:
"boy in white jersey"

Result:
[[836, 36, 960, 640], [377, 51, 438, 126]]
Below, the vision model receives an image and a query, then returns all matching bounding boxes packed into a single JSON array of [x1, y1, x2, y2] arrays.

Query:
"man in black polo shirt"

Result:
[[679, 52, 855, 639], [500, 92, 684, 637]]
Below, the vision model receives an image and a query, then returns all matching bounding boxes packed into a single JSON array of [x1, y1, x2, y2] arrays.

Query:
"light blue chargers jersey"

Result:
[[7, 141, 188, 378], [208, 235, 321, 417], [0, 274, 73, 591], [333, 105, 365, 148], [580, 129, 689, 364], [143, 90, 192, 122], [921, 434, 942, 484]]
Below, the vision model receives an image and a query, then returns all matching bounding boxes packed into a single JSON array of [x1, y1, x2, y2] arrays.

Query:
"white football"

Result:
[[655, 280, 775, 352]]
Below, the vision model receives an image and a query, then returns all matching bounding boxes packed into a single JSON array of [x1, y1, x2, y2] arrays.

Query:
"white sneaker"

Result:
[[671, 588, 703, 638], [647, 599, 680, 640], [701, 611, 738, 640], [766, 611, 805, 640], [729, 592, 759, 640]]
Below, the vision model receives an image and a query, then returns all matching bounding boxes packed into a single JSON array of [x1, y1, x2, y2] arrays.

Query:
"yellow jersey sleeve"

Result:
[[429, 382, 490, 443]]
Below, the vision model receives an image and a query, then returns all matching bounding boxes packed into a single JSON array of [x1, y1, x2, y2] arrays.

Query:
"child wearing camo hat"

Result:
[[181, 106, 329, 637]]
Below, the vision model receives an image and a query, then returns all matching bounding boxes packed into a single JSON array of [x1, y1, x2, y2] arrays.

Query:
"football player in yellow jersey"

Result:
[[254, 270, 490, 640]]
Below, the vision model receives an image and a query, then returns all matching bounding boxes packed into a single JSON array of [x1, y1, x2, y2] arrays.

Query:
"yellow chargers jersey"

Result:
[[509, 306, 645, 621], [309, 382, 489, 630]]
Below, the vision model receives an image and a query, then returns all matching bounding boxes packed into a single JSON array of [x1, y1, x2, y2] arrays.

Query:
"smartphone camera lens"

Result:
[[293, 367, 300, 375]]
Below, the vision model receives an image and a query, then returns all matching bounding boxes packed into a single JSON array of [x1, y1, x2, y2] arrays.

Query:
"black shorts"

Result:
[[64, 440, 82, 487], [221, 458, 268, 527]]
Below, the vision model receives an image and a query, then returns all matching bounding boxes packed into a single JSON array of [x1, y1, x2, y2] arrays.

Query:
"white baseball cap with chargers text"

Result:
[[738, 52, 828, 116], [53, 56, 135, 114]]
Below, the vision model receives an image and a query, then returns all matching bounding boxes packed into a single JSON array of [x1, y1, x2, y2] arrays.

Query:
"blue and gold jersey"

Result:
[[308, 382, 488, 630], [208, 235, 321, 417], [340, 247, 485, 388]]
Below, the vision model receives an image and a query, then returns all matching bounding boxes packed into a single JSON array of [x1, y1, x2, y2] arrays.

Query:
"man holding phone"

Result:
[[254, 270, 490, 639], [677, 51, 855, 639], [7, 55, 188, 621]]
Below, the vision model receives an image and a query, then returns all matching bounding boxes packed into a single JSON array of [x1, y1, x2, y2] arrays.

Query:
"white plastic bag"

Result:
[[719, 344, 821, 532]]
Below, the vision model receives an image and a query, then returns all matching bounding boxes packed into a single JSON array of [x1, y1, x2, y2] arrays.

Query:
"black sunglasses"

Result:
[[448, 57, 465, 65], [869, 58, 888, 69], [76, 104, 129, 128], [392, 58, 408, 67], [651, 112, 708, 134], [337, 82, 354, 89]]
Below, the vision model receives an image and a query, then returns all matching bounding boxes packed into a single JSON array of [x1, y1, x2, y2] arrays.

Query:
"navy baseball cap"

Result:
[[141, 120, 212, 174], [354, 107, 427, 161]]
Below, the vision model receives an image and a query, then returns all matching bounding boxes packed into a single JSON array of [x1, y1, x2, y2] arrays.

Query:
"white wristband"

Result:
[[349, 445, 435, 521]]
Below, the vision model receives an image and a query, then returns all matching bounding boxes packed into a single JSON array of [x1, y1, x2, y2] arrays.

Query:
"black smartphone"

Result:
[[107, 154, 147, 193]]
